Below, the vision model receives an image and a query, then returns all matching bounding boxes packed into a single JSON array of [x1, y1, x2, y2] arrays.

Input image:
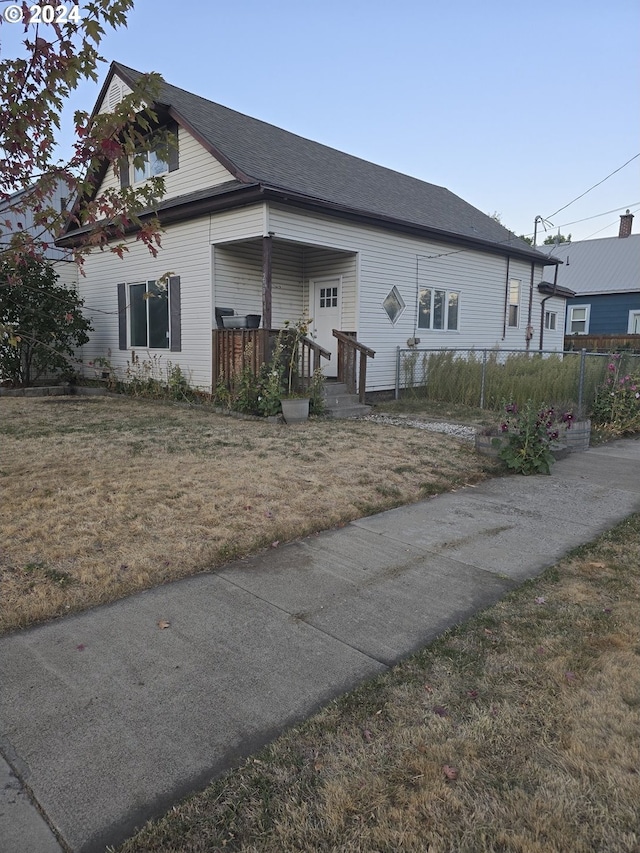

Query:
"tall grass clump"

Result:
[[400, 349, 625, 415]]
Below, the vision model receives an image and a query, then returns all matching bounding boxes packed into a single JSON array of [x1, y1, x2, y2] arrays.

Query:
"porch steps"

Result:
[[323, 382, 371, 419]]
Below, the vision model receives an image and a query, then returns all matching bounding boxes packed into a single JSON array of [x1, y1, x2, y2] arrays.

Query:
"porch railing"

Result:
[[333, 330, 375, 403], [212, 329, 272, 388], [212, 329, 331, 392], [297, 336, 332, 392]]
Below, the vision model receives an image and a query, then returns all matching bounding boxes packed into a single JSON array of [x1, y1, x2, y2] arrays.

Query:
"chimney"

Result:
[[619, 209, 634, 238]]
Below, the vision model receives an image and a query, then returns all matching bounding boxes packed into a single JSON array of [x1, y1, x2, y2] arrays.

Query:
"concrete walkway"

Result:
[[1, 438, 639, 853]]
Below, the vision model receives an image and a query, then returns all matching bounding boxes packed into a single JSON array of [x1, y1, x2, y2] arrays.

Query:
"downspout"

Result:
[[526, 260, 535, 351], [538, 264, 558, 351], [527, 215, 544, 352], [502, 257, 510, 339]]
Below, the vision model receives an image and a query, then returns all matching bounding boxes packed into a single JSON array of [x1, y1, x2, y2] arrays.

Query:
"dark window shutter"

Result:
[[117, 283, 127, 350], [167, 121, 179, 173], [118, 156, 130, 189], [169, 276, 181, 352]]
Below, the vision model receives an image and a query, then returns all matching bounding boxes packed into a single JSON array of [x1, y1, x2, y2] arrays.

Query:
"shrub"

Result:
[[498, 400, 573, 475], [591, 355, 640, 435], [0, 257, 92, 386]]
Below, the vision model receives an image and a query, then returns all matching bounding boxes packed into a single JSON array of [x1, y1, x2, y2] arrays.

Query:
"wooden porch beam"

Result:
[[262, 235, 272, 330]]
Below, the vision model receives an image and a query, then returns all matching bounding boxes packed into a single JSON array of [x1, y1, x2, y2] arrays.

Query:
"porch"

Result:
[[212, 235, 360, 377], [212, 328, 375, 404]]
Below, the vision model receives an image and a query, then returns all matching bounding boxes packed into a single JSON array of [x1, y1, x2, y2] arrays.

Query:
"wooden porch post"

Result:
[[262, 235, 272, 330]]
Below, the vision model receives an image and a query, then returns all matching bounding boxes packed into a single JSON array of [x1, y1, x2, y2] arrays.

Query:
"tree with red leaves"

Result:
[[0, 0, 168, 265]]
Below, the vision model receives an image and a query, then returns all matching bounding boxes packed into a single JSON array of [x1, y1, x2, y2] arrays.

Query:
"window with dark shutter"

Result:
[[169, 276, 181, 351], [117, 282, 127, 349]]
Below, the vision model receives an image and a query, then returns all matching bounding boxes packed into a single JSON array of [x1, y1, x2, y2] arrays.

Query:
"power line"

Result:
[[554, 202, 640, 231], [545, 153, 640, 220], [581, 203, 640, 241]]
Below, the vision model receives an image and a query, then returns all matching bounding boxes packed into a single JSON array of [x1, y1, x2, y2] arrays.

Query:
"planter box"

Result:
[[566, 419, 591, 452], [475, 432, 507, 458], [475, 431, 570, 460], [221, 315, 248, 329]]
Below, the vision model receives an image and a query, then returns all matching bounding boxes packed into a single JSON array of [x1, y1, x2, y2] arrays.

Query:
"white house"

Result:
[[60, 62, 565, 393]]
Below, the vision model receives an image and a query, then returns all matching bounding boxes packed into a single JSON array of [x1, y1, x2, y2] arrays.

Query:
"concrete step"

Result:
[[323, 381, 371, 418]]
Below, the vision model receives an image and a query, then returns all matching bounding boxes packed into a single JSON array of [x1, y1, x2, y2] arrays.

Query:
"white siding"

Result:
[[213, 241, 305, 327], [52, 260, 79, 291], [539, 295, 567, 352], [98, 125, 235, 198], [213, 237, 357, 332], [210, 204, 265, 244], [78, 217, 213, 389], [269, 205, 550, 391]]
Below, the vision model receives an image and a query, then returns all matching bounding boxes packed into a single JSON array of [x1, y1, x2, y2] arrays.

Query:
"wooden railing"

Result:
[[564, 333, 640, 353], [212, 329, 272, 387], [333, 330, 375, 403], [212, 329, 331, 392], [297, 336, 332, 392]]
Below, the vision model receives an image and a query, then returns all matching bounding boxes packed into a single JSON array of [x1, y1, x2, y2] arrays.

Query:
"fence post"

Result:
[[577, 348, 586, 418], [395, 347, 401, 400], [480, 349, 487, 409]]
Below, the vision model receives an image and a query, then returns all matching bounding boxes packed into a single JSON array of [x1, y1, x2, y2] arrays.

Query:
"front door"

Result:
[[311, 277, 341, 378]]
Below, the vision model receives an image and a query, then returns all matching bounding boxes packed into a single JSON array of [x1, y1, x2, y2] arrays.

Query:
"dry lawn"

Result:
[[0, 395, 491, 634], [115, 514, 640, 853]]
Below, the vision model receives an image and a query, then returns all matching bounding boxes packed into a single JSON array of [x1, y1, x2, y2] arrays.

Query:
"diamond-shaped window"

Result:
[[383, 286, 405, 324]]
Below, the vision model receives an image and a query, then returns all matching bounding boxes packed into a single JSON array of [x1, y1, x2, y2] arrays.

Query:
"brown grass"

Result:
[[114, 514, 640, 853], [0, 396, 491, 634]]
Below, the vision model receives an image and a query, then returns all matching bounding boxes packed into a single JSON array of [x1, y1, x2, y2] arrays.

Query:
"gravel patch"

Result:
[[364, 413, 477, 442]]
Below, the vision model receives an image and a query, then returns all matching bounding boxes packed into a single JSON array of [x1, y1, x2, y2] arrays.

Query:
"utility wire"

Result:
[[545, 153, 640, 220]]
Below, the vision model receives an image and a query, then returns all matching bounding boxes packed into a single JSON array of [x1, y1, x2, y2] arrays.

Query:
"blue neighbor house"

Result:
[[540, 211, 640, 338]]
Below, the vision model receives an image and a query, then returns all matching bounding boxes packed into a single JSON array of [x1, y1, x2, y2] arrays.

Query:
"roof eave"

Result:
[[58, 180, 561, 266], [56, 183, 264, 248], [258, 185, 559, 264]]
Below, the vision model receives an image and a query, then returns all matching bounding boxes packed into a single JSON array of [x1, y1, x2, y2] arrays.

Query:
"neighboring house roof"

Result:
[[538, 234, 640, 296], [0, 177, 72, 261], [64, 61, 554, 265]]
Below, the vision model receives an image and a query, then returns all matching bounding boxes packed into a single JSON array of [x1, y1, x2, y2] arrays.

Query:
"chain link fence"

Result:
[[395, 347, 640, 417]]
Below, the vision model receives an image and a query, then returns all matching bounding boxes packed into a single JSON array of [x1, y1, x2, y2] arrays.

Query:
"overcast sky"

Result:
[[2, 0, 639, 242]]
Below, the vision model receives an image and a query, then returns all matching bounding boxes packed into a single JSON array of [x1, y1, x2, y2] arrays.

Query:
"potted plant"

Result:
[[279, 316, 312, 423]]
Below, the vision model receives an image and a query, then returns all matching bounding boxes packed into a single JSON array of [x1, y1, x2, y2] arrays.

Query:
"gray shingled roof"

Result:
[[110, 62, 548, 261], [539, 235, 640, 295]]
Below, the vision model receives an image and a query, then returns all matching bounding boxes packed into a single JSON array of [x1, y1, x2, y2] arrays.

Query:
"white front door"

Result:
[[311, 277, 341, 377]]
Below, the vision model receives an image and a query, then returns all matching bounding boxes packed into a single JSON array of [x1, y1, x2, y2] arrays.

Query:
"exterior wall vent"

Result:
[[107, 81, 123, 111]]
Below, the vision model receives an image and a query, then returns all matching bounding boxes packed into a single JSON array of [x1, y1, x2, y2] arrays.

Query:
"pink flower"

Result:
[[608, 363, 616, 372]]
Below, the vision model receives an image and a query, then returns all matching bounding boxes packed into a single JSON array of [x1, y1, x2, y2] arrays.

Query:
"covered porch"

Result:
[[211, 235, 374, 401]]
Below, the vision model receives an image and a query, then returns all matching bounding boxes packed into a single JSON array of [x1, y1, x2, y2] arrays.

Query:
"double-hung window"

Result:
[[418, 288, 459, 331], [544, 311, 557, 331], [117, 277, 181, 352], [133, 148, 169, 184], [119, 121, 179, 188], [507, 279, 520, 327], [568, 305, 589, 335]]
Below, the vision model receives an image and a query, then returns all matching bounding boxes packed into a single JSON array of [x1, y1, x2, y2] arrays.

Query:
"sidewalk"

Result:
[[1, 438, 639, 853]]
